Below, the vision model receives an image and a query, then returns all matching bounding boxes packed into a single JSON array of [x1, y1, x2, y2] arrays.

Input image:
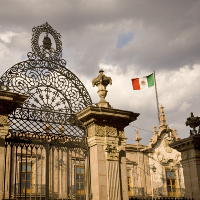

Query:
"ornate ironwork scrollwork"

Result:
[[28, 22, 65, 64], [0, 23, 92, 140]]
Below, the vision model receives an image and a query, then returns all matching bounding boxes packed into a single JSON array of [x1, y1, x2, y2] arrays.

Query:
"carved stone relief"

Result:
[[87, 124, 106, 137], [175, 154, 180, 161], [95, 125, 105, 136], [0, 115, 11, 126], [88, 124, 121, 138], [155, 134, 181, 167], [118, 130, 125, 137], [87, 125, 95, 137], [163, 135, 173, 153], [105, 126, 117, 136], [104, 143, 119, 160]]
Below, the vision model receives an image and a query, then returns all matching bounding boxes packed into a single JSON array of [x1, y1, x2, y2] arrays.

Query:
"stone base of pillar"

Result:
[[170, 135, 200, 199], [76, 105, 139, 200]]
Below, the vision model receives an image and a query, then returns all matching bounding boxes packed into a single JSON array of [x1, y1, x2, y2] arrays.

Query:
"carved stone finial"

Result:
[[153, 125, 157, 135], [159, 104, 168, 128], [92, 69, 112, 108], [134, 129, 142, 144], [185, 112, 200, 135], [172, 128, 179, 140]]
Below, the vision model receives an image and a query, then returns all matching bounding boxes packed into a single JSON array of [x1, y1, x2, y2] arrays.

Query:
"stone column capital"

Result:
[[0, 90, 28, 139], [0, 90, 28, 115], [0, 115, 11, 139], [76, 105, 139, 130]]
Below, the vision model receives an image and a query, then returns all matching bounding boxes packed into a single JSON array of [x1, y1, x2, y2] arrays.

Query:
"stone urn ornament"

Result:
[[185, 112, 200, 135], [92, 69, 112, 108]]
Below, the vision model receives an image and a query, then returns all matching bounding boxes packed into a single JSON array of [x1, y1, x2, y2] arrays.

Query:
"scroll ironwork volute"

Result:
[[0, 22, 92, 141]]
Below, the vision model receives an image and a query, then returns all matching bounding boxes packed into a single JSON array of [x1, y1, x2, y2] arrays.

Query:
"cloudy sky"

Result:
[[0, 0, 200, 145]]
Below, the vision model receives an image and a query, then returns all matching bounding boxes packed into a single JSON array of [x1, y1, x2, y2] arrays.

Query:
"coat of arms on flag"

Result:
[[131, 73, 154, 90]]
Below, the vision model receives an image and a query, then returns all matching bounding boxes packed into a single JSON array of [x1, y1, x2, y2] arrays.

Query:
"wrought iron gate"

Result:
[[4, 130, 90, 200], [3, 107, 91, 200], [0, 23, 92, 200]]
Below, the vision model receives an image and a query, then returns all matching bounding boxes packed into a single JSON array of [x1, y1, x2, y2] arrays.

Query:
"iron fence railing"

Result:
[[154, 187, 185, 197], [128, 187, 145, 196], [3, 139, 89, 200], [128, 187, 186, 199], [129, 198, 193, 200]]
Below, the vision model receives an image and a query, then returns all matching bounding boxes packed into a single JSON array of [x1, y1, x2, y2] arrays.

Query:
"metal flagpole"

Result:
[[153, 70, 160, 125]]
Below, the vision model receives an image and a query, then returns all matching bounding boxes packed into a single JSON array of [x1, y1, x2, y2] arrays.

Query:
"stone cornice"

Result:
[[125, 143, 151, 153], [76, 105, 140, 128], [169, 135, 200, 152], [0, 90, 28, 114], [126, 158, 137, 165]]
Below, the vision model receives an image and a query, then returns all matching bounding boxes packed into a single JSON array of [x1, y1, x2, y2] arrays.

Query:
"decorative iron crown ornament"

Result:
[[27, 22, 66, 66], [92, 69, 112, 108], [43, 34, 52, 50], [185, 112, 200, 135]]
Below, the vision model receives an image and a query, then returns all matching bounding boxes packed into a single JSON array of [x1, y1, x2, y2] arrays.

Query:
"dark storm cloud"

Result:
[[1, 0, 200, 76]]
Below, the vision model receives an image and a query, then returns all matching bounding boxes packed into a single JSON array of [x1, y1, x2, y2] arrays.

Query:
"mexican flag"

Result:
[[131, 73, 154, 90], [168, 132, 173, 137]]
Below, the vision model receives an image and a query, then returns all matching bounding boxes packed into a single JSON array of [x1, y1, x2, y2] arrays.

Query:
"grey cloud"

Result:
[[1, 1, 200, 74]]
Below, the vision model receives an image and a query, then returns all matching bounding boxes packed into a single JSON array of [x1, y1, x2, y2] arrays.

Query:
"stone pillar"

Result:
[[0, 90, 28, 200], [170, 135, 200, 199], [76, 106, 139, 200]]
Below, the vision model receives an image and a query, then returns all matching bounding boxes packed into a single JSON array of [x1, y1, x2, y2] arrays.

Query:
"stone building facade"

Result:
[[126, 105, 185, 198], [0, 90, 186, 199], [0, 91, 186, 200], [0, 22, 187, 200]]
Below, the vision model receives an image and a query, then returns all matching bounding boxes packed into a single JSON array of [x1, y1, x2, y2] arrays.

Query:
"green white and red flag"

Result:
[[168, 132, 173, 137], [131, 73, 154, 90]]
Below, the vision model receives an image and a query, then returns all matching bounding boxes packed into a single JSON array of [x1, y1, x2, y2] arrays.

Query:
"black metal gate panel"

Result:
[[0, 23, 92, 200], [4, 134, 90, 200]]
